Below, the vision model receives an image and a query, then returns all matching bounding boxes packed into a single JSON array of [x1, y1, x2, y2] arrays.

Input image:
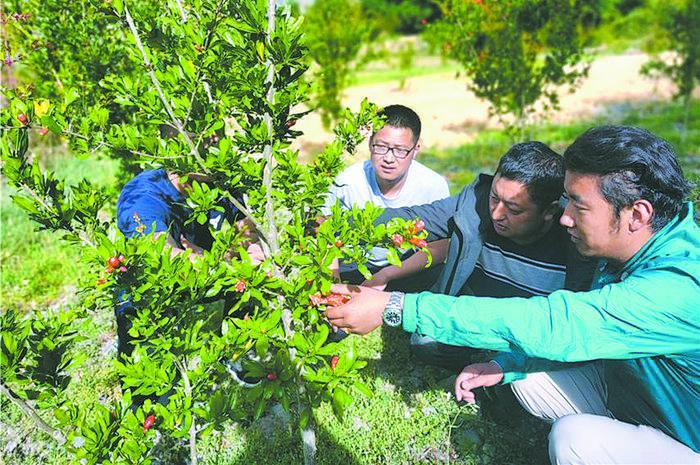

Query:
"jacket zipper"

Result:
[[444, 221, 465, 295]]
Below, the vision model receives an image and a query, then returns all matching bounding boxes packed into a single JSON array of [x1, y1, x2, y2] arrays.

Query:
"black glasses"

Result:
[[370, 142, 417, 160]]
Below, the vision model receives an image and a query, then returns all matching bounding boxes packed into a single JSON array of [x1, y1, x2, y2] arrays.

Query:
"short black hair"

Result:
[[378, 104, 421, 143], [564, 125, 692, 231], [495, 141, 565, 210]]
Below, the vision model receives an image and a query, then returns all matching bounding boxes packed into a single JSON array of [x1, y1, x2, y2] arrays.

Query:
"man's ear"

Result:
[[412, 138, 422, 158], [629, 199, 654, 232], [542, 199, 560, 222]]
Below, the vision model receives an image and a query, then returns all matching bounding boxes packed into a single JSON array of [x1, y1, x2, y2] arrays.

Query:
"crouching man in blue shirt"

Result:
[[115, 169, 263, 359]]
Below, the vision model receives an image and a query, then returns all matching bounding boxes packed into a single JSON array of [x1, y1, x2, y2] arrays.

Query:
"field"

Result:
[[1, 46, 699, 464]]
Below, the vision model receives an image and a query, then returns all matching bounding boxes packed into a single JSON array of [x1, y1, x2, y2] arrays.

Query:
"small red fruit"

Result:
[[119, 266, 128, 273], [38, 127, 49, 136], [143, 414, 155, 433], [409, 236, 427, 248], [420, 18, 427, 26], [330, 355, 339, 371], [16, 114, 28, 125], [266, 372, 277, 381], [335, 240, 343, 248], [392, 234, 405, 247], [234, 280, 246, 293], [107, 256, 121, 268]]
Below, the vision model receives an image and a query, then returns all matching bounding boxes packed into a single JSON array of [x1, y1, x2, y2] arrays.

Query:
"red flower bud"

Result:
[[105, 267, 114, 274], [266, 372, 277, 381], [413, 220, 425, 233], [408, 236, 427, 248], [16, 113, 28, 125], [335, 240, 343, 248], [324, 293, 351, 307], [330, 355, 339, 371], [392, 234, 404, 247], [235, 280, 246, 293], [420, 18, 427, 25], [143, 414, 155, 433], [119, 266, 128, 273], [96, 278, 108, 286], [38, 127, 49, 136], [107, 256, 121, 268]]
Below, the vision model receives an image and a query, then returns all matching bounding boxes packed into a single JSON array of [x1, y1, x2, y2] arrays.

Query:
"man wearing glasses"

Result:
[[325, 104, 450, 288]]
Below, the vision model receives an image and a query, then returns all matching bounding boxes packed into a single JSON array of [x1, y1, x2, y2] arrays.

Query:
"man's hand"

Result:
[[325, 283, 391, 335], [246, 243, 266, 265], [454, 361, 504, 404], [361, 269, 390, 290]]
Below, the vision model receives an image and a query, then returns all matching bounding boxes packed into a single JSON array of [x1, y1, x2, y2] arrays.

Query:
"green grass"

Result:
[[420, 99, 700, 193], [2, 99, 698, 465], [1, 147, 119, 311], [351, 61, 461, 88]]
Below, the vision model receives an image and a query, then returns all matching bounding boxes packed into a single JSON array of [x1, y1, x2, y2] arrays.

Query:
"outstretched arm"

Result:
[[361, 239, 449, 290]]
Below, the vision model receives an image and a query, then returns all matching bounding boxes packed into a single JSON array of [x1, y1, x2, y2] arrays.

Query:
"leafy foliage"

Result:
[[304, 0, 375, 129], [641, 0, 700, 131], [1, 0, 432, 463]]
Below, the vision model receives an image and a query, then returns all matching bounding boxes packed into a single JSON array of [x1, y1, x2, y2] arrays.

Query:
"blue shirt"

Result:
[[117, 169, 237, 249]]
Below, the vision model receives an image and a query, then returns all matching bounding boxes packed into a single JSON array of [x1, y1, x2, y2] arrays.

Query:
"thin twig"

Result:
[[123, 2, 209, 174], [0, 383, 66, 444], [174, 0, 188, 23], [176, 360, 198, 465]]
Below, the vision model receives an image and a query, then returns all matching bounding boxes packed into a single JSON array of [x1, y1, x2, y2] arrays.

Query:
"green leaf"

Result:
[[385, 247, 401, 267], [354, 381, 373, 399], [332, 387, 353, 419]]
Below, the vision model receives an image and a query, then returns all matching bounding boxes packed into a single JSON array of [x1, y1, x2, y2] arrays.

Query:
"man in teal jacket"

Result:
[[327, 126, 700, 464]]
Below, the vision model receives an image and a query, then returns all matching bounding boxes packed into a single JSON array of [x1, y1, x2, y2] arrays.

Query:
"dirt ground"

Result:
[[292, 51, 688, 159]]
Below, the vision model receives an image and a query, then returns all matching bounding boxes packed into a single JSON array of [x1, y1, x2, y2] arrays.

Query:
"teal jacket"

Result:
[[403, 202, 700, 452]]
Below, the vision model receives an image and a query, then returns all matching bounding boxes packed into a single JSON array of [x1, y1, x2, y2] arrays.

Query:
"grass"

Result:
[[1, 98, 698, 465], [352, 61, 461, 88], [420, 99, 700, 192]]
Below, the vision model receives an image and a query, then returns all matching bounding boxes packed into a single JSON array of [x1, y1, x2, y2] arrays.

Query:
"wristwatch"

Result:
[[382, 291, 405, 327]]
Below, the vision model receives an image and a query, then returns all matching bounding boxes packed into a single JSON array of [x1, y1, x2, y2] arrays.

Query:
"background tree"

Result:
[[427, 0, 597, 140], [1, 0, 430, 463], [361, 0, 441, 34], [304, 0, 375, 129], [641, 0, 700, 137], [1, 0, 145, 177]]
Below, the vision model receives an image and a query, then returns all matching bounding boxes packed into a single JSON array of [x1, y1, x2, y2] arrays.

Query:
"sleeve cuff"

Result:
[[402, 293, 419, 333], [492, 352, 528, 384]]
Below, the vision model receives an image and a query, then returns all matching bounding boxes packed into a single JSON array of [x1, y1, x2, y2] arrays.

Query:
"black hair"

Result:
[[495, 141, 565, 210], [564, 126, 692, 231], [378, 104, 421, 143]]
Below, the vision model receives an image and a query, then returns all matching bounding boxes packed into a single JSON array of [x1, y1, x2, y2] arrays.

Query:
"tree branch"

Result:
[[176, 360, 198, 465], [174, 0, 188, 23], [123, 2, 209, 174], [0, 383, 66, 444]]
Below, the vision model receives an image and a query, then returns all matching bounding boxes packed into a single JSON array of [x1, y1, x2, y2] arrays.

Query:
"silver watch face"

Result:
[[383, 309, 402, 327]]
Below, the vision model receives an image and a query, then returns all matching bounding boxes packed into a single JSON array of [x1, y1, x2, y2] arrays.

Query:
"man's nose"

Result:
[[381, 150, 397, 162], [560, 203, 575, 228], [491, 202, 506, 220]]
